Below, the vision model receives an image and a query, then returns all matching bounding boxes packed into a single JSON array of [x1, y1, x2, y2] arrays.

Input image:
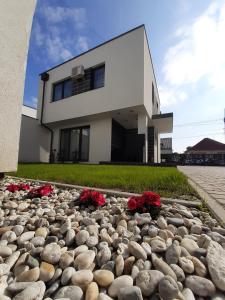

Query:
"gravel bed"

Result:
[[0, 177, 225, 300]]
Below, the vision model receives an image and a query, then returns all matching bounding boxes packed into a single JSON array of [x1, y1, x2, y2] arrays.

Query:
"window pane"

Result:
[[60, 130, 70, 161], [93, 66, 105, 89], [70, 129, 80, 161], [81, 128, 90, 160], [64, 80, 72, 98], [53, 83, 63, 101]]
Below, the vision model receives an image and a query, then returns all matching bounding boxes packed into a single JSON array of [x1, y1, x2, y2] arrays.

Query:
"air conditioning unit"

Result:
[[71, 65, 84, 79]]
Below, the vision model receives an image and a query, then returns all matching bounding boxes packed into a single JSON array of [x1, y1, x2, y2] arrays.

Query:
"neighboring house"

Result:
[[0, 1, 36, 173], [161, 138, 172, 162], [185, 138, 225, 165], [19, 105, 50, 162], [37, 25, 173, 164]]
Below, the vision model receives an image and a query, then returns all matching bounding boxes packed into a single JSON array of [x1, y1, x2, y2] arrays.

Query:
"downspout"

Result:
[[40, 72, 54, 163]]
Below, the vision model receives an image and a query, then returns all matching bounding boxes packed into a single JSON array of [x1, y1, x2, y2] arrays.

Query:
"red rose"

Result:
[[79, 189, 106, 206], [80, 189, 90, 202], [28, 185, 53, 198], [142, 191, 161, 207], [6, 184, 19, 193], [136, 196, 146, 208], [18, 183, 30, 191], [128, 197, 138, 210]]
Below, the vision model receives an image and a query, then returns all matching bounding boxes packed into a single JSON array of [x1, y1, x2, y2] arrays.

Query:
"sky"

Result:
[[24, 0, 225, 153]]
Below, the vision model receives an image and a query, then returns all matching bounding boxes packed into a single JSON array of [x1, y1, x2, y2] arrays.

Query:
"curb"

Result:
[[187, 178, 225, 228], [7, 176, 201, 208]]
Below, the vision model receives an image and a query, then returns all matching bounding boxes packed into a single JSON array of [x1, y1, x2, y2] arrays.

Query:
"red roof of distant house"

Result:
[[187, 138, 225, 152]]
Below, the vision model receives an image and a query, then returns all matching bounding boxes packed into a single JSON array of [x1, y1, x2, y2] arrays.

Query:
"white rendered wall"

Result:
[[51, 117, 112, 163], [38, 27, 144, 124], [143, 30, 160, 117], [0, 0, 36, 172], [19, 115, 50, 163]]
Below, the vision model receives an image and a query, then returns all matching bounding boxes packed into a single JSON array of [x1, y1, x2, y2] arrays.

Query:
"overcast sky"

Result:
[[24, 0, 225, 153]]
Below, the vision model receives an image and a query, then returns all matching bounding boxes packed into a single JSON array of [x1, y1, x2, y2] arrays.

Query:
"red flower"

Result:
[[128, 197, 138, 210], [18, 183, 30, 191], [6, 184, 19, 193], [136, 196, 146, 208], [142, 191, 161, 207], [79, 189, 106, 206], [28, 185, 53, 198]]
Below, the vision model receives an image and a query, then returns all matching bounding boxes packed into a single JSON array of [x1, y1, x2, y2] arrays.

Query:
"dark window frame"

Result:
[[52, 78, 72, 102], [59, 125, 90, 162], [91, 65, 105, 90]]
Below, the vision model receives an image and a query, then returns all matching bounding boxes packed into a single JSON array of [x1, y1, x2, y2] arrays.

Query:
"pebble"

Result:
[[152, 256, 177, 280], [180, 238, 199, 255], [16, 266, 40, 282], [61, 267, 75, 285], [54, 285, 83, 300], [39, 261, 55, 282], [93, 270, 114, 287], [136, 270, 163, 296], [0, 246, 12, 257], [13, 281, 46, 300], [76, 230, 89, 245], [128, 241, 147, 260], [0, 264, 10, 276], [150, 239, 166, 253], [41, 243, 61, 264], [207, 241, 225, 291], [115, 255, 124, 276], [158, 275, 179, 300], [74, 250, 95, 270], [165, 240, 181, 264], [185, 275, 216, 297], [71, 270, 93, 290], [108, 275, 133, 298], [86, 282, 99, 300], [118, 286, 143, 300]]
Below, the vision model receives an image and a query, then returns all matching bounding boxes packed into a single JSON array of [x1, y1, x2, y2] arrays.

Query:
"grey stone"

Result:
[[136, 270, 164, 296], [108, 275, 133, 298], [54, 286, 83, 300], [12, 281, 46, 300], [41, 243, 61, 264], [128, 241, 147, 260], [185, 275, 216, 297], [158, 275, 179, 300], [118, 286, 143, 300]]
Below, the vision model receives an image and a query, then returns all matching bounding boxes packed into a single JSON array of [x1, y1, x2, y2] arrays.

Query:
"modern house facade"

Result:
[[36, 25, 173, 164], [161, 138, 173, 162]]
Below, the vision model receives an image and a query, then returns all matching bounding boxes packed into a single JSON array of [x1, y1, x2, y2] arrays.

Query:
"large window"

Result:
[[53, 79, 72, 101], [92, 65, 105, 89], [60, 126, 90, 161]]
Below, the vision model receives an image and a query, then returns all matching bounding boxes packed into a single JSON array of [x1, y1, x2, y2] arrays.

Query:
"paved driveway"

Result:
[[178, 166, 225, 225]]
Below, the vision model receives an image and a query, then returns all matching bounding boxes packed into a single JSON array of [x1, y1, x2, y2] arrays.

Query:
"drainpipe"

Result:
[[40, 72, 54, 163]]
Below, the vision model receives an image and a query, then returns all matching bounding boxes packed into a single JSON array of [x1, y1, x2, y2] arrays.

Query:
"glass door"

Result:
[[60, 126, 90, 162], [70, 129, 80, 161]]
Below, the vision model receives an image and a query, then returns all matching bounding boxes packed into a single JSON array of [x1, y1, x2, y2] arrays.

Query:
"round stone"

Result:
[[39, 261, 55, 282], [54, 285, 83, 300], [158, 275, 179, 300], [185, 275, 216, 297], [136, 270, 164, 296], [115, 255, 124, 276], [74, 250, 95, 270], [180, 238, 199, 255], [85, 282, 99, 300], [0, 264, 10, 276], [93, 270, 114, 287], [128, 241, 147, 260], [13, 281, 46, 300], [150, 239, 166, 253], [0, 246, 12, 257], [71, 270, 93, 290], [108, 275, 133, 298], [41, 243, 61, 264], [165, 241, 181, 264], [118, 286, 143, 300], [75, 230, 89, 246], [179, 257, 194, 274], [61, 267, 76, 285], [16, 267, 40, 282]]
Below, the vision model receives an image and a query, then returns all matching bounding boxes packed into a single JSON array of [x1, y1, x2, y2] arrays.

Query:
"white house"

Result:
[[34, 24, 173, 164]]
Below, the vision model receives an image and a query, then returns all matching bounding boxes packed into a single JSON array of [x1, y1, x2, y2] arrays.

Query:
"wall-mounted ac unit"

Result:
[[71, 65, 84, 79]]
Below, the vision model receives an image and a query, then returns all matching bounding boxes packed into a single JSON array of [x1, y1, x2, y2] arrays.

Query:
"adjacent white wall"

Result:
[[38, 26, 144, 124], [0, 0, 36, 172], [19, 114, 50, 163]]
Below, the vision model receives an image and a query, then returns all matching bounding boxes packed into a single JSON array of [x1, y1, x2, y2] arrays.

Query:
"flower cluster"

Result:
[[128, 191, 161, 218], [6, 183, 30, 193], [27, 185, 53, 198], [79, 189, 106, 207]]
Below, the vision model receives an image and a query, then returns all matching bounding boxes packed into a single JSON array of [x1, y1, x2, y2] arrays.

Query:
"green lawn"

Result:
[[10, 164, 197, 198]]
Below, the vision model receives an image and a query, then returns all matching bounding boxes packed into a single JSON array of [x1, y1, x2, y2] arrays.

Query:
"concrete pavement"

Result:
[[178, 166, 225, 226]]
